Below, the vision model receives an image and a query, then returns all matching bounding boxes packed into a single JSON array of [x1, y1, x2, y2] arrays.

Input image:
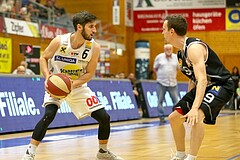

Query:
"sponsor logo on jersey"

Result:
[[54, 55, 76, 64], [60, 64, 82, 80], [208, 85, 222, 95], [85, 41, 92, 49], [78, 60, 88, 67], [70, 52, 80, 56], [60, 46, 67, 53]]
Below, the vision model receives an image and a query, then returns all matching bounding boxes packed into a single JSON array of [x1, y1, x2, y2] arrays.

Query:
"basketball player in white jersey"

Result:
[[22, 11, 124, 160]]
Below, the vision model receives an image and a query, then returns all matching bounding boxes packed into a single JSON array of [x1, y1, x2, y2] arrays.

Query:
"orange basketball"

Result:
[[46, 73, 72, 99]]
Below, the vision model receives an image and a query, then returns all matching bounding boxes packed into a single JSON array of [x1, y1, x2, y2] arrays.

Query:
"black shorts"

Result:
[[173, 80, 234, 125]]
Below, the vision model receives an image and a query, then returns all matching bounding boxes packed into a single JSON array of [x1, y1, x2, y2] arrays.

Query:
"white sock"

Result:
[[184, 154, 197, 160], [176, 151, 186, 158], [99, 144, 107, 151], [26, 144, 37, 155]]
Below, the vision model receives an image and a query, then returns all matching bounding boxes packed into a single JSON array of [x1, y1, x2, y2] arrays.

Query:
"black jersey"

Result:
[[177, 37, 231, 85]]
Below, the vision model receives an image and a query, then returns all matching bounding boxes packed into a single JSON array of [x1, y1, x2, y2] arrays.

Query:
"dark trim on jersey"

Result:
[[177, 37, 231, 85]]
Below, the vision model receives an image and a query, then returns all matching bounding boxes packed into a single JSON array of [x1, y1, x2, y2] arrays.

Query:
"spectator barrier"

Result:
[[137, 80, 188, 118], [0, 75, 188, 134], [0, 76, 140, 134]]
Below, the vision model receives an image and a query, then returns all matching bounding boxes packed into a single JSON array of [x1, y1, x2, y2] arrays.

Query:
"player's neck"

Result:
[[174, 36, 186, 51], [70, 32, 85, 49]]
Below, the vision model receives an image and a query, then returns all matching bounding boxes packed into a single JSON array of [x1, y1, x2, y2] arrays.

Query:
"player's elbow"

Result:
[[198, 78, 208, 87]]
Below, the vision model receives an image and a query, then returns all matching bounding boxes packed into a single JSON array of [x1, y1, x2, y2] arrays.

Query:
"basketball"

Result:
[[46, 73, 72, 99]]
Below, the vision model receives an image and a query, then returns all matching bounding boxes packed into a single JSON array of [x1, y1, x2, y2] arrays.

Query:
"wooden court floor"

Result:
[[0, 110, 240, 160]]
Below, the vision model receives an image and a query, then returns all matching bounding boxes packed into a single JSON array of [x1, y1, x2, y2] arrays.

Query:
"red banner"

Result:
[[40, 25, 68, 39], [134, 8, 225, 32]]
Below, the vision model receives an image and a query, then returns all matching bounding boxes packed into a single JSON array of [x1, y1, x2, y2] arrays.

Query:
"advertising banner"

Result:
[[134, 8, 225, 32], [40, 25, 68, 39], [226, 0, 240, 7], [138, 80, 188, 118], [133, 0, 225, 10], [0, 37, 12, 73], [125, 0, 134, 27], [4, 17, 39, 37], [19, 44, 40, 74], [89, 79, 140, 120], [25, 46, 41, 74], [135, 40, 150, 80], [226, 8, 240, 30], [113, 0, 120, 25], [0, 77, 139, 134]]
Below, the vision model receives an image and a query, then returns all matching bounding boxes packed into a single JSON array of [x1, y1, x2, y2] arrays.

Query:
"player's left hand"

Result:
[[44, 74, 52, 92], [182, 108, 198, 126], [71, 80, 82, 89]]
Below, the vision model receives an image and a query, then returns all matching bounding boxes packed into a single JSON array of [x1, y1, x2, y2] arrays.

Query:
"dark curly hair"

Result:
[[72, 11, 97, 31]]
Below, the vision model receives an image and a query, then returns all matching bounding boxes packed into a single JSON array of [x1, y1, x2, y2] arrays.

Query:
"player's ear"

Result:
[[77, 24, 83, 31], [170, 28, 174, 35]]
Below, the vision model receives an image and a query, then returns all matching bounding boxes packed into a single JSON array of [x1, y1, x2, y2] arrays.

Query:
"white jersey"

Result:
[[43, 33, 104, 120], [49, 33, 94, 80]]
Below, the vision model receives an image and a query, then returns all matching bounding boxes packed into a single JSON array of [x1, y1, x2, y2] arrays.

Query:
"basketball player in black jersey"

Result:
[[162, 15, 234, 160]]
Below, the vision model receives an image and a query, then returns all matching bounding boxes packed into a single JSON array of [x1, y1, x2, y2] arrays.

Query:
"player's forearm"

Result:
[[188, 79, 195, 91], [73, 72, 94, 88], [192, 79, 208, 109], [39, 56, 50, 79]]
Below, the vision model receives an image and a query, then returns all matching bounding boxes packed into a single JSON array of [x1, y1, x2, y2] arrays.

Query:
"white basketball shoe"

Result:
[[96, 148, 124, 160]]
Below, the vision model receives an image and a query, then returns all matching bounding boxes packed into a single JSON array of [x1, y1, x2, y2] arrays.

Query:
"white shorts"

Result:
[[43, 85, 104, 120]]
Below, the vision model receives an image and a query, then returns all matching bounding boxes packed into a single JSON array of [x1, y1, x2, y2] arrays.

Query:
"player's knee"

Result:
[[42, 106, 58, 123], [168, 109, 183, 123], [198, 109, 205, 122], [100, 112, 110, 125], [92, 109, 110, 125], [43, 112, 55, 123], [168, 112, 176, 122]]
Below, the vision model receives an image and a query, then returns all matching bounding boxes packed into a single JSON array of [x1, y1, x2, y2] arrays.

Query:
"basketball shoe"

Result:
[[170, 155, 187, 160], [21, 153, 35, 160], [96, 148, 124, 160]]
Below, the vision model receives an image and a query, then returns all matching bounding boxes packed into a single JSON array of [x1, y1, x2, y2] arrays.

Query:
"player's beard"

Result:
[[81, 28, 92, 41]]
